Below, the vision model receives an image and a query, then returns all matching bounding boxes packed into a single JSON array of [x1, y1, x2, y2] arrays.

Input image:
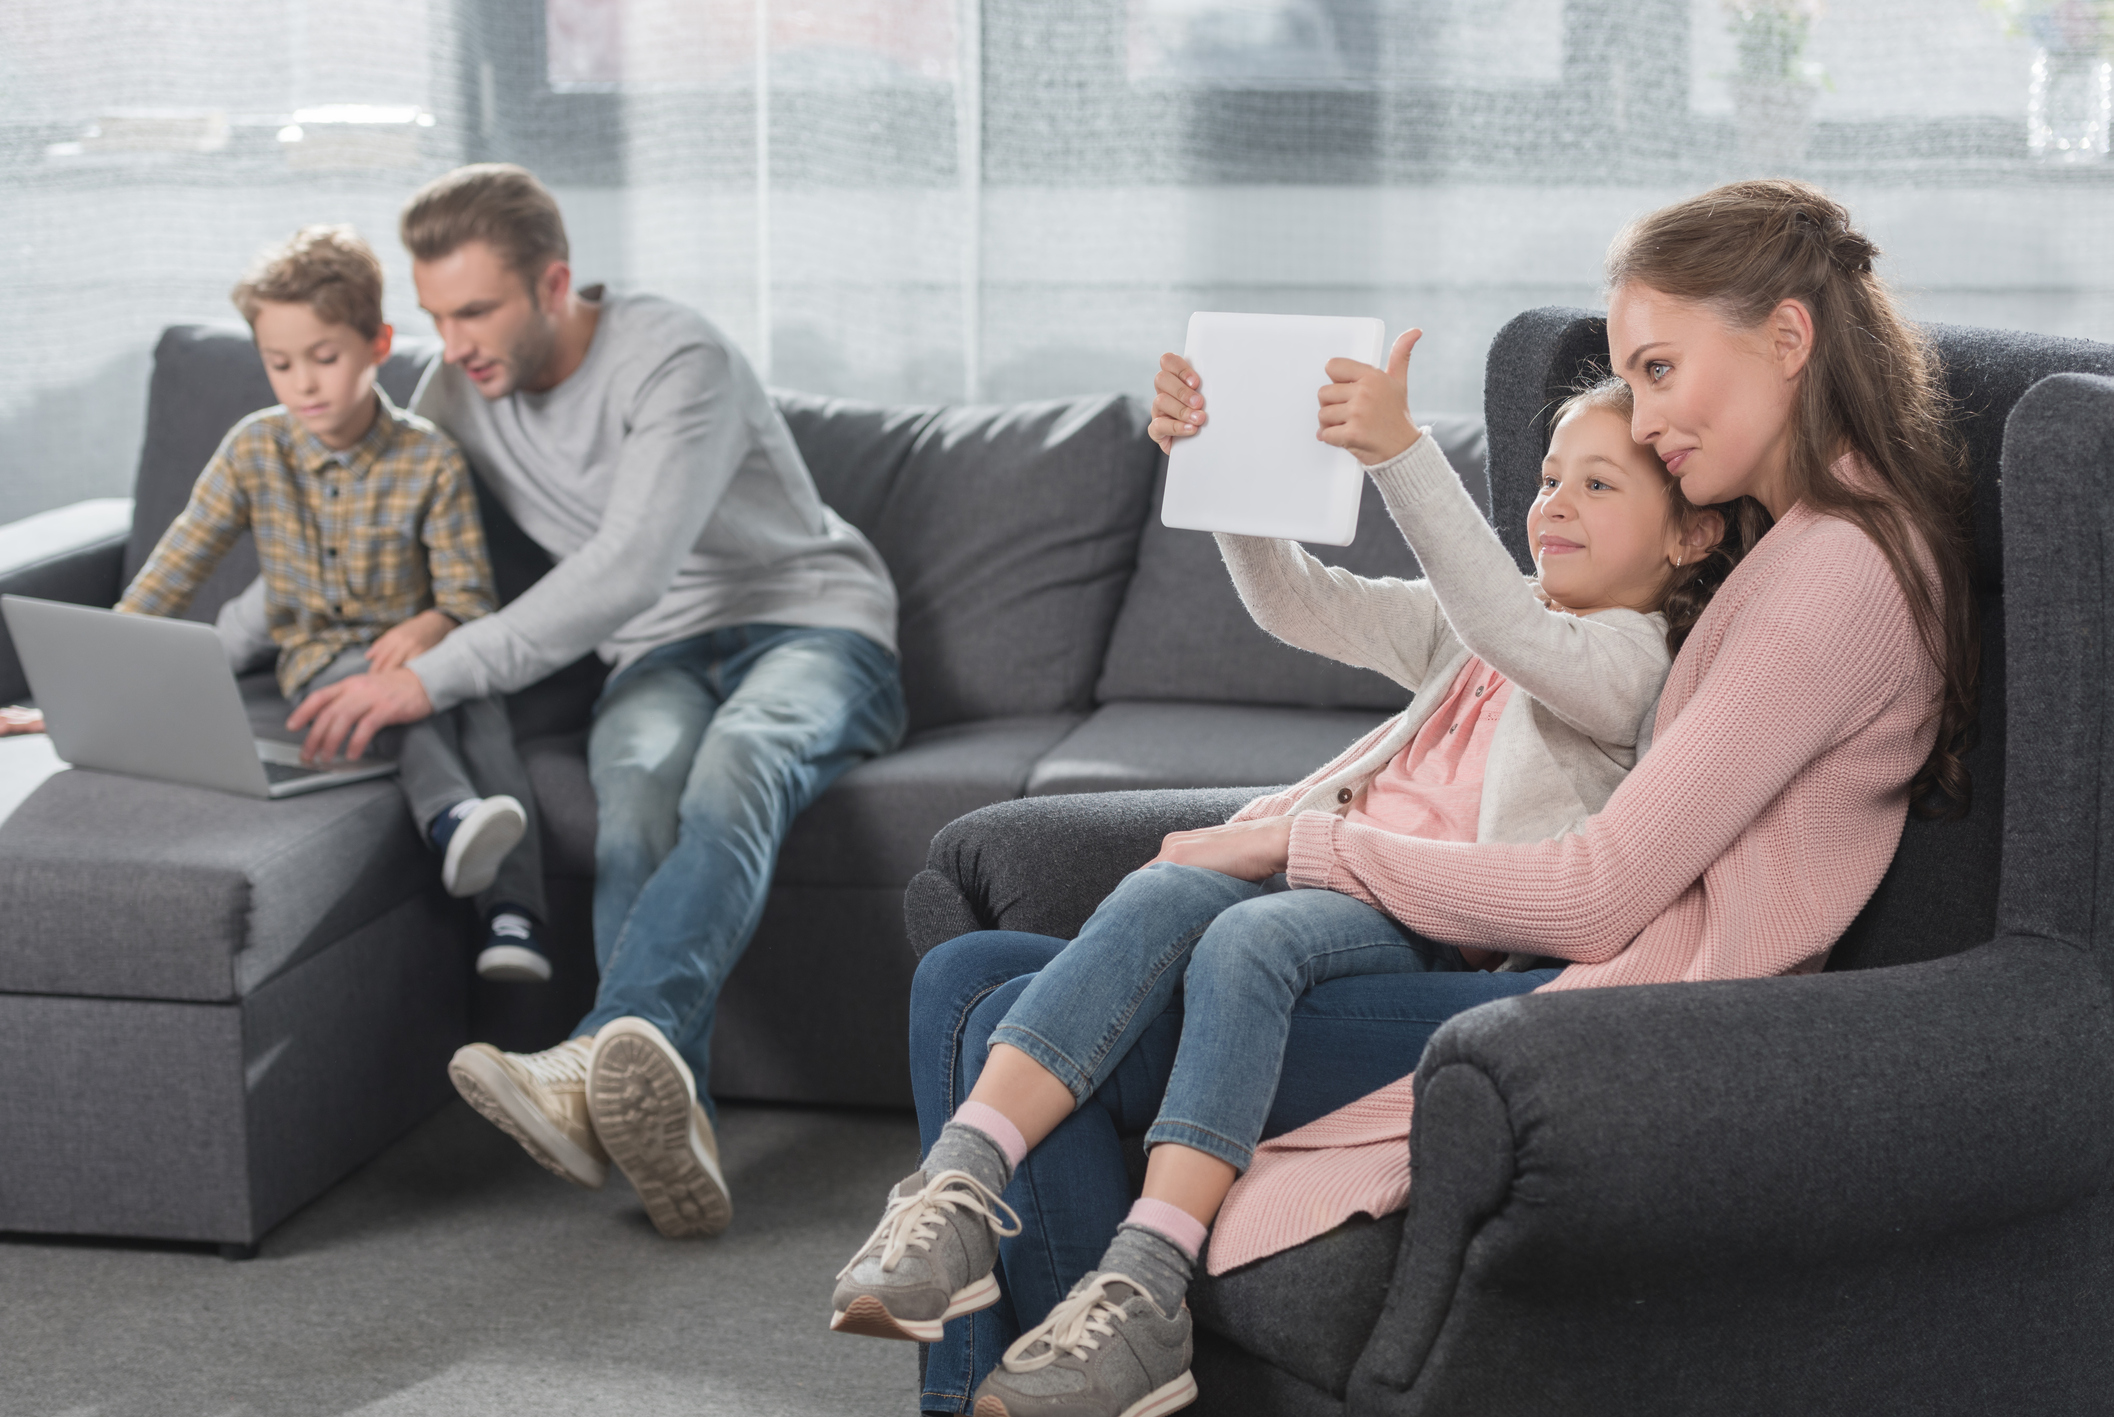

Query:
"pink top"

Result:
[[1207, 491, 1944, 1274], [1344, 658, 1513, 842]]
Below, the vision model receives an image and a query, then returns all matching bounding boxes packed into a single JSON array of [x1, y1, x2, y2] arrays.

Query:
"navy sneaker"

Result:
[[477, 909, 551, 983], [430, 796, 527, 898]]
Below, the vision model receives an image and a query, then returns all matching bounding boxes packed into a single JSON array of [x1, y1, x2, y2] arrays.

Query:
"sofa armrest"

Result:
[[903, 786, 1271, 956], [1348, 935, 2114, 1412], [0, 498, 133, 702]]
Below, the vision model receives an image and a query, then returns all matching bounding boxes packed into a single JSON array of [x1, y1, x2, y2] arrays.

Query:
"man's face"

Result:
[[412, 239, 560, 400]]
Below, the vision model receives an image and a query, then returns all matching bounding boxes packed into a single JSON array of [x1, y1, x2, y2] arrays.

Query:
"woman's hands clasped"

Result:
[[1146, 816, 1294, 881], [1145, 328, 1428, 466]]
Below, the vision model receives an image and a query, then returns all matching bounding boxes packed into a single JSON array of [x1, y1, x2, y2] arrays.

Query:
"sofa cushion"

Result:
[[520, 714, 1087, 889], [780, 392, 1161, 732], [0, 767, 427, 1003], [1095, 415, 1488, 710], [1025, 701, 1393, 797], [1190, 1211, 1404, 1399], [124, 326, 431, 624]]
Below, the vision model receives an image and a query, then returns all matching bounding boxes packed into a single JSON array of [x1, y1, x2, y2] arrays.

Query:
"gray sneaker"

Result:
[[831, 1169, 1022, 1342], [972, 1272, 1197, 1417]]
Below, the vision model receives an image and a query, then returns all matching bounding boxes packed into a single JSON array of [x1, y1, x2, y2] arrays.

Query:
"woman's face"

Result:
[[1606, 281, 1808, 517]]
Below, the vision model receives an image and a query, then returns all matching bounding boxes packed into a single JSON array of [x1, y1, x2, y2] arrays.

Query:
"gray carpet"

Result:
[[1, 1099, 926, 1415]]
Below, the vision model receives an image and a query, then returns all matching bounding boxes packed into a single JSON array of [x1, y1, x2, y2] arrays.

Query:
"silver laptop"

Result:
[[2, 594, 397, 799]]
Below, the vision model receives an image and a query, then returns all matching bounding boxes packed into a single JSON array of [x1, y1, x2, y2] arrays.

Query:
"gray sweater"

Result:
[[1222, 430, 1672, 846], [406, 292, 898, 712]]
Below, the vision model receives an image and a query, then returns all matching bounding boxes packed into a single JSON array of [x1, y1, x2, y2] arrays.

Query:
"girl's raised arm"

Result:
[[1364, 436, 1670, 745]]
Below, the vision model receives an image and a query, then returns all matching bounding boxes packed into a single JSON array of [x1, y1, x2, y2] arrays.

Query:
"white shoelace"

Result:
[[516, 1036, 594, 1088], [1001, 1272, 1144, 1373], [837, 1169, 1022, 1280], [489, 913, 535, 941]]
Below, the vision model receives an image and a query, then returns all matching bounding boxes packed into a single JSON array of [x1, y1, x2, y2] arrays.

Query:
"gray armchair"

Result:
[[904, 314, 2114, 1413]]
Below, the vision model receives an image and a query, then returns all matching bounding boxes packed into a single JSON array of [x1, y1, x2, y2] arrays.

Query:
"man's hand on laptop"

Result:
[[287, 669, 433, 764]]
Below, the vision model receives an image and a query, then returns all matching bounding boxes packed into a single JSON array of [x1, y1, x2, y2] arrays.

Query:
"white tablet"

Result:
[[1160, 311, 1386, 547]]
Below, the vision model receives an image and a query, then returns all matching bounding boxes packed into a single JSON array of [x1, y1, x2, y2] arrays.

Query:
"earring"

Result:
[[1675, 551, 1685, 568]]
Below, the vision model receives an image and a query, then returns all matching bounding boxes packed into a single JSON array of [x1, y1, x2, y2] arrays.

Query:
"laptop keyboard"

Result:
[[262, 760, 323, 784]]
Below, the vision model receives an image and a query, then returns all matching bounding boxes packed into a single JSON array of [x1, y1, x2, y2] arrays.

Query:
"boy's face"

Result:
[[251, 301, 391, 452], [412, 239, 563, 400]]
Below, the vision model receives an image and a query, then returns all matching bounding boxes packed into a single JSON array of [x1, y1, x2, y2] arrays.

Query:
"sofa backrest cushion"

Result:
[[1093, 415, 1488, 711], [1481, 307, 2114, 974], [125, 326, 432, 625], [776, 391, 1160, 732]]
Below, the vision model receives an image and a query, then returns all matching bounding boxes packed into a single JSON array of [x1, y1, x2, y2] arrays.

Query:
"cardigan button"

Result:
[[1474, 685, 1484, 696], [1336, 787, 1353, 804]]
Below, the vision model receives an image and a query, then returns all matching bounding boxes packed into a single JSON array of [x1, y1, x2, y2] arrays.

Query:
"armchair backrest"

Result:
[[1480, 307, 2114, 972], [1995, 371, 2114, 969]]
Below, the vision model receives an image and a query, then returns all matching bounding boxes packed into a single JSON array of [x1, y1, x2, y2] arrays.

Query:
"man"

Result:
[[285, 164, 904, 1238]]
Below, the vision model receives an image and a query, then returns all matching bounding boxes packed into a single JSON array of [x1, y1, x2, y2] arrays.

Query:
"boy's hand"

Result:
[[1318, 328, 1423, 466], [289, 668, 434, 764], [365, 609, 456, 673], [0, 705, 46, 736], [1147, 352, 1206, 455], [1146, 816, 1293, 881]]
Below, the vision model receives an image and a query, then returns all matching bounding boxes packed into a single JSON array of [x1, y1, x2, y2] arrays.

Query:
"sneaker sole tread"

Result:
[[447, 1050, 606, 1189], [830, 1274, 1000, 1342], [442, 799, 527, 898], [476, 943, 552, 983], [589, 1031, 733, 1238]]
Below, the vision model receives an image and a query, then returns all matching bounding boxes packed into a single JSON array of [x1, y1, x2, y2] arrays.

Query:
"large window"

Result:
[[3, 0, 2109, 522]]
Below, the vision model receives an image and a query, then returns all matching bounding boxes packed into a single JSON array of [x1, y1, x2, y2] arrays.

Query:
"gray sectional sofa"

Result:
[[906, 311, 2114, 1415], [0, 323, 1484, 1250]]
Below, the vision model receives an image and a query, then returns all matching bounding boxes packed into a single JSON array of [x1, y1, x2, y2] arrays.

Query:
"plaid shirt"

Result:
[[118, 387, 495, 697]]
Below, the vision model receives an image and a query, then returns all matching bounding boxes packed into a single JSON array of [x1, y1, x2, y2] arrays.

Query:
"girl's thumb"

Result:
[[1388, 328, 1422, 382]]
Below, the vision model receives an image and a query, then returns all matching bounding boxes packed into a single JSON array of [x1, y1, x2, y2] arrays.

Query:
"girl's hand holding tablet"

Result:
[[1148, 351, 1208, 455], [1146, 327, 1428, 466], [1318, 328, 1423, 465]]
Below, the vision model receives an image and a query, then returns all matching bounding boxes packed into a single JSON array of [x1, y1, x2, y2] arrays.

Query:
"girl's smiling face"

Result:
[[1607, 281, 1809, 517], [1529, 404, 1697, 616]]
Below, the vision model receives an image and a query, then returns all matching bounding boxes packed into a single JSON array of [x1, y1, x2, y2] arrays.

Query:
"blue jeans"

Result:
[[576, 624, 905, 1101], [992, 864, 1471, 1171], [911, 907, 1560, 1413]]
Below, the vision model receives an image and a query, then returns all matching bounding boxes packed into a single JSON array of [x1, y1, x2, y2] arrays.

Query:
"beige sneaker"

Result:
[[586, 1017, 734, 1239], [448, 1036, 610, 1188]]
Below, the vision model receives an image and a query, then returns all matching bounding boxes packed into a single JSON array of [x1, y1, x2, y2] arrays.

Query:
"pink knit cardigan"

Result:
[[1206, 493, 1944, 1274]]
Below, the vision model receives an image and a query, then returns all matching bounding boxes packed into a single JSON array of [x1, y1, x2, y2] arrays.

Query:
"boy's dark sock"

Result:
[[1097, 1219, 1197, 1319]]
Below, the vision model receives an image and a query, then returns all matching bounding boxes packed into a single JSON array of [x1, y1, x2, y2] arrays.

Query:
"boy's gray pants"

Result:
[[293, 647, 546, 921]]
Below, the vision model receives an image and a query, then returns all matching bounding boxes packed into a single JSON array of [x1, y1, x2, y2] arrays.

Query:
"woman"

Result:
[[890, 178, 1976, 1417]]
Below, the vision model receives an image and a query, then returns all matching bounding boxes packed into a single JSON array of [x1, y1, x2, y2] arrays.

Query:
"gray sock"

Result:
[[921, 1120, 1013, 1196], [1097, 1221, 1195, 1318]]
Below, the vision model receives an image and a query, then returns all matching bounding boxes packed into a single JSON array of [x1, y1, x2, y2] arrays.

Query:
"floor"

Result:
[[0, 1100, 928, 1416]]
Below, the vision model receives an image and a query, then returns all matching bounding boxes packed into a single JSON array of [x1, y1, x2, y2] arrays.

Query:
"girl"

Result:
[[832, 338, 1763, 1412]]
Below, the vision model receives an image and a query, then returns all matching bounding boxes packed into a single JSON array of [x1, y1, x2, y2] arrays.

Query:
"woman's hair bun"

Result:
[[1788, 198, 1877, 276]]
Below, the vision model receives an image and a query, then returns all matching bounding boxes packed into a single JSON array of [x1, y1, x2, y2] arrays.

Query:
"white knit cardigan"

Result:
[[1218, 431, 1673, 846]]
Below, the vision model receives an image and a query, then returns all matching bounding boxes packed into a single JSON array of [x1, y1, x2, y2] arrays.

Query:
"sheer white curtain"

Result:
[[3, 0, 2109, 523]]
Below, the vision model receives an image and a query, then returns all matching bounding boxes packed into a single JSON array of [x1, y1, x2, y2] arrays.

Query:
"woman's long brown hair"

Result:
[[1605, 180, 1978, 818]]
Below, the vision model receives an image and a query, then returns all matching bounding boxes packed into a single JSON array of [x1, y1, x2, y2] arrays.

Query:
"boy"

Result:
[[118, 224, 551, 983]]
